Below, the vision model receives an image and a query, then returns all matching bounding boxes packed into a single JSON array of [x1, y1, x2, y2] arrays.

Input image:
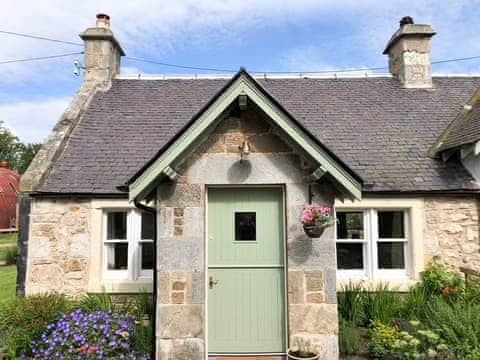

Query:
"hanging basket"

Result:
[[303, 222, 328, 238], [287, 349, 320, 360]]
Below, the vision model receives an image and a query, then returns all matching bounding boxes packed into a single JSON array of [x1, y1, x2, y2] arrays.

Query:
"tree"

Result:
[[0, 121, 20, 168], [0, 121, 41, 174], [16, 143, 42, 174]]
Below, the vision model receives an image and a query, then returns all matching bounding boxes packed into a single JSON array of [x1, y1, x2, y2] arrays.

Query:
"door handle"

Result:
[[209, 276, 219, 288]]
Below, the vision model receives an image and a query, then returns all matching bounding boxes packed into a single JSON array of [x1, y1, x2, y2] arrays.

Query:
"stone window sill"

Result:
[[337, 278, 417, 292], [88, 279, 153, 294]]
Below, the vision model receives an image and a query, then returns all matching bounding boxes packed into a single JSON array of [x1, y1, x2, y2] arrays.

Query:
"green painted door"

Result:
[[208, 187, 286, 354]]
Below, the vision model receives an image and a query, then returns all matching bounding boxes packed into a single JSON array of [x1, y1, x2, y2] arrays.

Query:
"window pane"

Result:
[[336, 212, 364, 239], [107, 212, 127, 239], [141, 212, 155, 240], [106, 243, 128, 270], [141, 242, 154, 270], [378, 211, 404, 238], [337, 243, 364, 269], [235, 212, 256, 241], [377, 242, 405, 269]]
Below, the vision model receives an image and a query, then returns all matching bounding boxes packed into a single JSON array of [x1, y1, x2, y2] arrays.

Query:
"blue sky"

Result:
[[1, 0, 480, 143]]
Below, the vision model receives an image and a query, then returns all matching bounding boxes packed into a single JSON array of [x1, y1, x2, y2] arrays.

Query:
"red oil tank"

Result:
[[0, 161, 20, 229]]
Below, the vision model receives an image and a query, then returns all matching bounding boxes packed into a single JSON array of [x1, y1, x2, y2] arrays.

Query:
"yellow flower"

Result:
[[120, 331, 130, 338]]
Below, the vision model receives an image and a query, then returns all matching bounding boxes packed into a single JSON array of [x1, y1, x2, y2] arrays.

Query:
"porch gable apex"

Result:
[[128, 70, 363, 201]]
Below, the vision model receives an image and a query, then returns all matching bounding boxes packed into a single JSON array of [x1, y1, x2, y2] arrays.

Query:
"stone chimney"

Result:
[[383, 16, 436, 88], [79, 13, 125, 87]]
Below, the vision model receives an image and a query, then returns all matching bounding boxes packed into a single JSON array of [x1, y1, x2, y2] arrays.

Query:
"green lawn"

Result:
[[0, 265, 17, 303], [0, 233, 17, 245]]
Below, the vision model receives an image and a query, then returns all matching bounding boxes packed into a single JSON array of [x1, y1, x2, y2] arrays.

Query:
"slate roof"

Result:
[[39, 76, 480, 194], [434, 87, 480, 152]]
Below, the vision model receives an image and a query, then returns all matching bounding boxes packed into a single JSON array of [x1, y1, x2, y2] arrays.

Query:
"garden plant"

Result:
[[0, 292, 153, 359], [338, 257, 480, 359]]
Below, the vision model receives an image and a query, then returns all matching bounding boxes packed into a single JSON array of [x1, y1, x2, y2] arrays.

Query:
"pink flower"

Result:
[[301, 209, 313, 223], [314, 205, 321, 213]]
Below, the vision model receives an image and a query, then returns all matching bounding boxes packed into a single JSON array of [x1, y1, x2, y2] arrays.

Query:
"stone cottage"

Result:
[[19, 14, 480, 360]]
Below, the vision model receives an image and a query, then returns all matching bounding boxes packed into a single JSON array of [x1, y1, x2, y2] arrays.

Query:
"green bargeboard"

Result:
[[208, 188, 286, 353]]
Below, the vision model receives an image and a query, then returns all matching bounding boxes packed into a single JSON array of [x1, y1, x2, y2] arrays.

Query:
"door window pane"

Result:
[[141, 242, 154, 270], [337, 212, 364, 239], [377, 242, 405, 269], [235, 212, 256, 241], [106, 243, 128, 270], [107, 212, 127, 239], [141, 212, 154, 240], [337, 243, 364, 269], [378, 211, 404, 238]]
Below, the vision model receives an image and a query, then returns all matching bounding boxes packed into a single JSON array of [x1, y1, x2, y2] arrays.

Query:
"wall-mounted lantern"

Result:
[[239, 140, 250, 162]]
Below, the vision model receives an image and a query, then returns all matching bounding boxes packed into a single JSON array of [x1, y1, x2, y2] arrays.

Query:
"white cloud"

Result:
[[0, 97, 70, 143], [1, 0, 480, 84]]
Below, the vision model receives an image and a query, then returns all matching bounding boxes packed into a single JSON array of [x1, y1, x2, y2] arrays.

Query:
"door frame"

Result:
[[204, 184, 289, 358]]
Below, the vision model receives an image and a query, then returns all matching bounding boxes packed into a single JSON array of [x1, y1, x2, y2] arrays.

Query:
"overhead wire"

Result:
[[0, 52, 83, 65], [1, 29, 480, 73]]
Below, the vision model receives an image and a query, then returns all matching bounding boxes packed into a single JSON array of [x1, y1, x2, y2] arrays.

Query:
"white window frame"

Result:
[[335, 210, 368, 278], [103, 209, 153, 280], [335, 208, 409, 281]]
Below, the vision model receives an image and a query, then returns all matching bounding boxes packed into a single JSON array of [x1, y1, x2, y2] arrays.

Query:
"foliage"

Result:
[[289, 337, 317, 357], [0, 121, 41, 174], [339, 319, 361, 356], [4, 246, 16, 265], [367, 320, 397, 358], [0, 292, 154, 359], [76, 292, 114, 313], [391, 320, 453, 360], [361, 283, 403, 325], [15, 143, 42, 174], [28, 309, 151, 359], [338, 280, 364, 325], [421, 257, 463, 297], [337, 259, 480, 359], [0, 293, 72, 358], [425, 298, 480, 358], [300, 203, 335, 227], [401, 284, 430, 320]]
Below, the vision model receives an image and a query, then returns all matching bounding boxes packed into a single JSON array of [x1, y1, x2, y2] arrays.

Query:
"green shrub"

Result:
[[425, 298, 480, 358], [339, 319, 361, 356], [0, 293, 72, 358], [132, 320, 154, 357], [76, 291, 114, 313], [361, 283, 403, 325], [402, 284, 430, 320], [463, 274, 480, 304], [421, 257, 463, 297], [391, 320, 453, 360], [4, 246, 16, 265], [128, 292, 154, 356], [337, 280, 364, 325], [367, 320, 397, 358]]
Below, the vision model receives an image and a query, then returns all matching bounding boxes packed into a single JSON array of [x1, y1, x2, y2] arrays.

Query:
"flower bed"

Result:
[[28, 309, 149, 359], [338, 257, 480, 359], [0, 292, 153, 359]]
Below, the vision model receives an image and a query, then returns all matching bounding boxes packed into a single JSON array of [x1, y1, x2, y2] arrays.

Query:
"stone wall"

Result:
[[156, 107, 339, 359], [424, 196, 480, 269], [26, 198, 91, 297]]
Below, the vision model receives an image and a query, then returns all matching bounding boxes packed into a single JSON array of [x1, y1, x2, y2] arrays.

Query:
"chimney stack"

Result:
[[383, 17, 436, 88], [79, 14, 125, 88]]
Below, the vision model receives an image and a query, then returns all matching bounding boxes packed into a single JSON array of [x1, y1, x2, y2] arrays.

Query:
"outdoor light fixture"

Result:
[[239, 140, 250, 162]]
